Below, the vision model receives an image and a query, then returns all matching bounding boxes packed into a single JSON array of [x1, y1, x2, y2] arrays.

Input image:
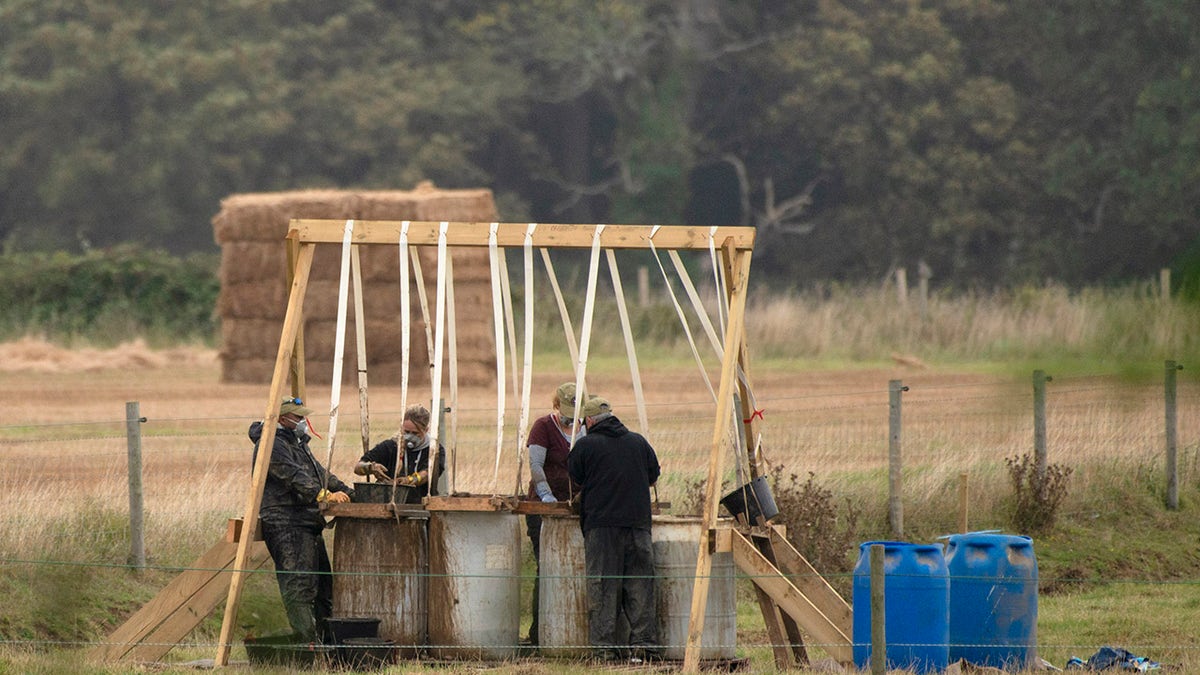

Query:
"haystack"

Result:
[[212, 183, 497, 385]]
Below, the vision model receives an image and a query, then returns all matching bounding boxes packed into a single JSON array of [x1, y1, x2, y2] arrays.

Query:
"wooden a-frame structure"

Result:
[[93, 220, 851, 670]]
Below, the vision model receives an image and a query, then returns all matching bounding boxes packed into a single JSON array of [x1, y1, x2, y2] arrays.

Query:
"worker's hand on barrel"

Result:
[[367, 462, 390, 481], [327, 491, 351, 504]]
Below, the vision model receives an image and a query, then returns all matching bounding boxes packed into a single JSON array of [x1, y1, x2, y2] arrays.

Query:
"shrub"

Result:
[[769, 467, 860, 596], [1005, 452, 1072, 533]]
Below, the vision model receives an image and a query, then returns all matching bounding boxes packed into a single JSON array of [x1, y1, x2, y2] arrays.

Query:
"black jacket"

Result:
[[249, 421, 352, 530], [567, 415, 661, 533]]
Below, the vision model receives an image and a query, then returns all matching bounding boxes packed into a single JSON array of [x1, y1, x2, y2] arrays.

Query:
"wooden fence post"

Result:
[[1165, 360, 1183, 510], [1032, 370, 1051, 482], [1160, 268, 1171, 302], [125, 401, 146, 571], [888, 380, 907, 538], [638, 266, 650, 307], [895, 268, 908, 306], [869, 544, 886, 675]]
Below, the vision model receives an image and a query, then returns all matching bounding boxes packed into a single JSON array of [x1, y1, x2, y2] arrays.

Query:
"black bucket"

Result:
[[352, 481, 413, 504], [323, 616, 381, 644], [335, 637, 397, 670], [719, 476, 780, 525]]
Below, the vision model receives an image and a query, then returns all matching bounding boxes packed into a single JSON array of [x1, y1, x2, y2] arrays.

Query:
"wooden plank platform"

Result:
[[322, 502, 429, 519]]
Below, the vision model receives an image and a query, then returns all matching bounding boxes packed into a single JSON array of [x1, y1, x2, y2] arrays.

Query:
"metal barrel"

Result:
[[331, 514, 429, 657], [652, 516, 737, 660], [537, 515, 589, 657], [427, 511, 521, 659]]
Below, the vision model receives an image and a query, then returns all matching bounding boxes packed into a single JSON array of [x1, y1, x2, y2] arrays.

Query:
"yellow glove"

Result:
[[316, 489, 330, 503]]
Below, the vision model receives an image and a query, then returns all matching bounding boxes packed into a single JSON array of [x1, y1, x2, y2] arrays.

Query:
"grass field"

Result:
[[2, 282, 1200, 673]]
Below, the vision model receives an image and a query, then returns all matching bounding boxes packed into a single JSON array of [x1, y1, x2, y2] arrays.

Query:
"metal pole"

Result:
[[869, 543, 887, 675], [1166, 360, 1182, 510], [888, 380, 907, 538], [125, 401, 146, 570], [1032, 370, 1050, 483]]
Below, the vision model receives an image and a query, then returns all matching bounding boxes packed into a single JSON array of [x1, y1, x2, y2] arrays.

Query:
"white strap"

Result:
[[323, 219, 355, 486], [445, 235, 460, 496], [488, 223, 506, 494], [397, 222, 411, 479], [409, 244, 435, 374], [514, 224, 537, 494], [540, 249, 580, 368], [427, 222, 448, 488], [570, 225, 604, 446], [669, 250, 724, 359], [709, 226, 728, 342], [498, 248, 520, 400], [606, 249, 649, 433], [350, 246, 371, 461], [648, 231, 716, 402]]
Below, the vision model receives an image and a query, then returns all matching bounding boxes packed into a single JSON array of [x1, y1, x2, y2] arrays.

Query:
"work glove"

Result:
[[367, 462, 390, 482], [540, 494, 557, 503]]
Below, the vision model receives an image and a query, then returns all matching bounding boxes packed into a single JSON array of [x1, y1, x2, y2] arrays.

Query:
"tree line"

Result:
[[2, 0, 1198, 289]]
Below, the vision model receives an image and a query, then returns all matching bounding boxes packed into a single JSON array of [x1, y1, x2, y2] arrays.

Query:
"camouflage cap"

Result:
[[580, 395, 610, 419], [279, 396, 313, 417]]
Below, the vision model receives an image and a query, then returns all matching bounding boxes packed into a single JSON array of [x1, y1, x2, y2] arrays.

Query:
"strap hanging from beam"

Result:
[[498, 248, 520, 400], [351, 245, 371, 462], [322, 219, 355, 489], [427, 222, 448, 491], [488, 223, 506, 495], [409, 242, 435, 373], [605, 249, 649, 433], [569, 225, 604, 447], [514, 224, 537, 495], [445, 243, 461, 495], [396, 222, 413, 492], [540, 248, 580, 370], [649, 227, 717, 402]]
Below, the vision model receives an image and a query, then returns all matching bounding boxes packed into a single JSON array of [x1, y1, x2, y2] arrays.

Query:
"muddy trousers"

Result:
[[584, 526, 658, 659], [261, 521, 333, 643]]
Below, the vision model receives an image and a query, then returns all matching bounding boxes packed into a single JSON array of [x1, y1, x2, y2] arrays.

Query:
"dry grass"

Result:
[[1, 284, 1199, 671]]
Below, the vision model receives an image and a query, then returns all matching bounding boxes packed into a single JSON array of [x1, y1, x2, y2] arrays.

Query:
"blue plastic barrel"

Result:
[[852, 541, 949, 674], [944, 533, 1038, 670]]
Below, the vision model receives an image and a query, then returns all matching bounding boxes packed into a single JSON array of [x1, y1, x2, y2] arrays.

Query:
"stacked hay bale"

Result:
[[212, 184, 497, 385]]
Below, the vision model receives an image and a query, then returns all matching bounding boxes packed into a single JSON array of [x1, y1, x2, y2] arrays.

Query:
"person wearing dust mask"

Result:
[[355, 404, 446, 504], [248, 396, 353, 643]]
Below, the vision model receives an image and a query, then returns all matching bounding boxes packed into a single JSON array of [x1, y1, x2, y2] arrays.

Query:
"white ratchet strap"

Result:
[[569, 224, 604, 448], [488, 223, 506, 494], [323, 219, 355, 490], [648, 226, 717, 402], [514, 224, 537, 494], [608, 246, 648, 432]]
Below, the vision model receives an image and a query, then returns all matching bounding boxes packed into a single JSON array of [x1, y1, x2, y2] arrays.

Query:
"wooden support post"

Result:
[[285, 236, 306, 397], [125, 401, 146, 571], [888, 380, 906, 539], [683, 248, 753, 672], [869, 544, 886, 675], [1165, 360, 1182, 510], [1032, 370, 1050, 483], [895, 268, 908, 306], [215, 241, 315, 666], [729, 531, 853, 664], [958, 472, 969, 533]]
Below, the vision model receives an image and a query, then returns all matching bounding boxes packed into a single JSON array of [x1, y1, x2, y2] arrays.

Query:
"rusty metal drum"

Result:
[[537, 515, 589, 657], [427, 511, 521, 659], [653, 516, 737, 660], [331, 514, 429, 657]]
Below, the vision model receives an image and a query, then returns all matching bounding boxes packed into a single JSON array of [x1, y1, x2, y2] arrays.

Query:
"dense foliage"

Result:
[[0, 246, 219, 344], [2, 1, 1198, 287]]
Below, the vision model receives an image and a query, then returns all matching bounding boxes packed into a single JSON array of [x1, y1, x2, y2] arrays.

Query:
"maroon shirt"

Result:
[[525, 413, 579, 500]]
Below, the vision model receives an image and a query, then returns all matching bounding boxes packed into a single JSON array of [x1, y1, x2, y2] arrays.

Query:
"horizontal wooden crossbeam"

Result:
[[290, 220, 756, 251]]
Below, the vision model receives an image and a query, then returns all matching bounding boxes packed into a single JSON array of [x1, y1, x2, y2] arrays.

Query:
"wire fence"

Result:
[[2, 367, 1198, 669]]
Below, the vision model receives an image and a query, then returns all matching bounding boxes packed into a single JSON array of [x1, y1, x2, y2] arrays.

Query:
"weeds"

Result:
[[768, 468, 859, 595], [1006, 452, 1073, 533]]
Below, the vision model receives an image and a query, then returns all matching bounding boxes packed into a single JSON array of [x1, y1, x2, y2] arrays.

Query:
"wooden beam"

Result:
[[423, 495, 509, 511], [765, 527, 853, 637], [321, 502, 430, 519], [683, 248, 754, 672], [91, 538, 269, 663], [730, 531, 853, 665], [215, 242, 315, 665], [291, 220, 756, 251]]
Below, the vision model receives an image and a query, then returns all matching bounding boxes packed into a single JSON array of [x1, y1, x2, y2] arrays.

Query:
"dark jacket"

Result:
[[360, 436, 446, 502], [567, 415, 661, 533], [249, 421, 352, 530]]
